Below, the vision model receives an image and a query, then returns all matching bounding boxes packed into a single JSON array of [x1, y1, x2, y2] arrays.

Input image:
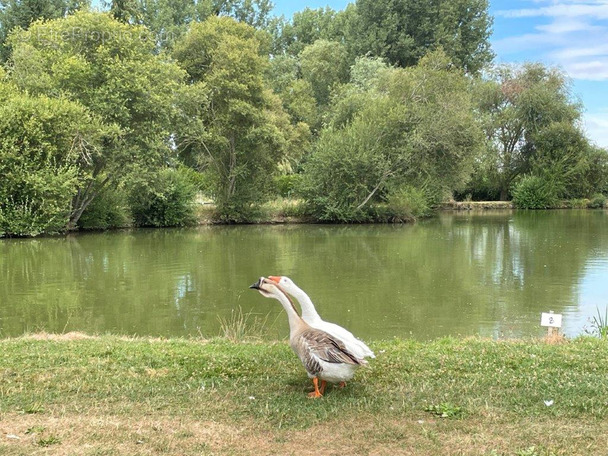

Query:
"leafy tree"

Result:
[[473, 63, 583, 200], [103, 0, 140, 23], [0, 0, 89, 61], [7, 11, 186, 228], [130, 0, 197, 47], [583, 146, 608, 196], [350, 55, 389, 91], [173, 16, 294, 221], [300, 39, 349, 106], [530, 121, 590, 199], [265, 54, 318, 136], [214, 0, 273, 29], [102, 0, 274, 49], [267, 6, 349, 56], [301, 50, 483, 221], [348, 0, 493, 73], [0, 93, 107, 236]]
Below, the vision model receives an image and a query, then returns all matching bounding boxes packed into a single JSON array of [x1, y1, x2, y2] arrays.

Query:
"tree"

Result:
[[348, 0, 493, 73], [0, 0, 89, 61], [103, 0, 140, 23], [473, 63, 583, 200], [173, 16, 294, 221], [7, 11, 186, 228], [300, 39, 349, 106], [101, 0, 274, 50], [267, 7, 349, 56], [301, 50, 483, 221]]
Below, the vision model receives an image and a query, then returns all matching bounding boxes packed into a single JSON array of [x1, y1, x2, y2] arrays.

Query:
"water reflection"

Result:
[[1, 210, 607, 340]]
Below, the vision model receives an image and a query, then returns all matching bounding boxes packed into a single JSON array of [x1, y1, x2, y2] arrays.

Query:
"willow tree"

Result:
[[7, 11, 185, 228], [474, 63, 584, 200], [301, 50, 483, 221]]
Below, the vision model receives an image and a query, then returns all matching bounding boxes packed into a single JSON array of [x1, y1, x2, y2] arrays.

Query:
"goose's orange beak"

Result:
[[268, 276, 281, 284]]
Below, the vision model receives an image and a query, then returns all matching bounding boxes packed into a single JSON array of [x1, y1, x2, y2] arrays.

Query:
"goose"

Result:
[[250, 277, 366, 398], [268, 276, 375, 360]]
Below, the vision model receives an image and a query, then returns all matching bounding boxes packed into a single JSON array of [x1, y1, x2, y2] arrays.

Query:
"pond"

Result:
[[1, 210, 607, 340]]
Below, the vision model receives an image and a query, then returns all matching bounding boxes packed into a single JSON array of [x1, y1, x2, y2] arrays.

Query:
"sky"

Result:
[[271, 0, 608, 149]]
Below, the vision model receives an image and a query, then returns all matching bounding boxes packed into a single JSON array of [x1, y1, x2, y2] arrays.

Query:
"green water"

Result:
[[1, 210, 607, 340]]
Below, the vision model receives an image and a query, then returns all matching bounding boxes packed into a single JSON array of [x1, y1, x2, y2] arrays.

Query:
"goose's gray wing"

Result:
[[294, 328, 364, 376]]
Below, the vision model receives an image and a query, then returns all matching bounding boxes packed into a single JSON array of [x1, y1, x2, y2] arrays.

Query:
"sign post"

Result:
[[540, 311, 562, 338]]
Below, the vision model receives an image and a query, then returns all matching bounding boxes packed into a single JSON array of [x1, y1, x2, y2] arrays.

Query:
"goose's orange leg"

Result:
[[319, 380, 327, 395], [308, 377, 323, 398], [338, 381, 347, 388]]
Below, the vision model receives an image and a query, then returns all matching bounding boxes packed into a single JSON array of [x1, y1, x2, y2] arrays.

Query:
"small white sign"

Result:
[[541, 312, 562, 328]]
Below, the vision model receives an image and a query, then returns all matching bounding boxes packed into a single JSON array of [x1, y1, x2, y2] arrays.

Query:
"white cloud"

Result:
[[566, 60, 608, 79], [565, 60, 608, 79], [494, 1, 608, 82], [583, 111, 608, 148], [552, 43, 608, 59], [535, 19, 603, 33], [497, 3, 608, 19]]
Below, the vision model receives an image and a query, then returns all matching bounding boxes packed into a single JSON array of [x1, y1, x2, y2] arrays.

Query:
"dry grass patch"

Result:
[[2, 413, 607, 456]]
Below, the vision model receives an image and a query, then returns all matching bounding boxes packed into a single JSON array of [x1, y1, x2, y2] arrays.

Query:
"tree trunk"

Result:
[[66, 175, 112, 230], [500, 188, 509, 201]]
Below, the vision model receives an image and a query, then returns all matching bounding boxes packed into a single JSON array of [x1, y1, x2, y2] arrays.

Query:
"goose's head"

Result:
[[249, 277, 283, 299], [268, 276, 297, 294], [250, 277, 300, 315]]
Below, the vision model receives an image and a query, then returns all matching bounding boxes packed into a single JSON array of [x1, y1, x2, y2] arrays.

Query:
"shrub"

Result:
[[0, 95, 98, 236], [78, 186, 131, 230], [386, 185, 432, 221], [588, 193, 606, 209], [128, 167, 197, 227], [275, 174, 301, 198], [511, 175, 560, 209], [564, 199, 589, 209]]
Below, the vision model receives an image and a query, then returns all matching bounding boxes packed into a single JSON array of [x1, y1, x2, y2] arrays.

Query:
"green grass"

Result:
[[1, 334, 608, 455]]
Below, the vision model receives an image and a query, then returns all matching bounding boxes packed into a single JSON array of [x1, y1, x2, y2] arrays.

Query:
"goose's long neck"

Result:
[[292, 286, 321, 323], [273, 290, 306, 334]]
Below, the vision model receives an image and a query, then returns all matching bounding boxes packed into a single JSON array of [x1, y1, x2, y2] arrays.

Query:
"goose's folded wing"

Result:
[[298, 329, 363, 366]]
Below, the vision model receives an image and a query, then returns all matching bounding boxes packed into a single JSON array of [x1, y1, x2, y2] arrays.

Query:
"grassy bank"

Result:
[[1, 334, 608, 455], [195, 198, 606, 225]]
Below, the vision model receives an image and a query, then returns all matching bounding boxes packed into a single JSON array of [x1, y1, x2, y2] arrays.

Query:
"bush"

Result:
[[564, 199, 589, 209], [128, 167, 197, 227], [0, 95, 98, 237], [511, 175, 560, 209], [588, 193, 607, 209], [0, 193, 73, 237], [386, 186, 432, 221], [78, 186, 131, 230], [274, 174, 301, 198]]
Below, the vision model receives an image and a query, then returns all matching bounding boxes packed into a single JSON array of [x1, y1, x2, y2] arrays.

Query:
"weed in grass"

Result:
[[23, 402, 45, 414], [26, 425, 45, 434], [38, 435, 61, 447], [217, 306, 269, 342], [425, 402, 464, 419], [515, 446, 557, 456]]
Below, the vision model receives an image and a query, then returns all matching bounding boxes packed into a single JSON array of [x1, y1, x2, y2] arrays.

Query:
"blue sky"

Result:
[[271, 0, 608, 148]]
